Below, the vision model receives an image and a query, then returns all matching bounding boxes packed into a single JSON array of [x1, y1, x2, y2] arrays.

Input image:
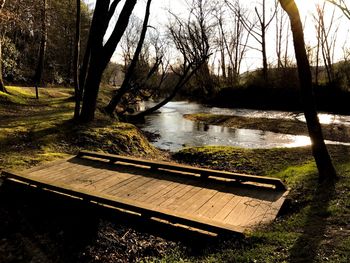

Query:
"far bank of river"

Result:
[[136, 101, 350, 152]]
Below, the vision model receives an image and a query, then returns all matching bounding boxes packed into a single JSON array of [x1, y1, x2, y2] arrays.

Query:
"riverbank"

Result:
[[184, 113, 350, 143]]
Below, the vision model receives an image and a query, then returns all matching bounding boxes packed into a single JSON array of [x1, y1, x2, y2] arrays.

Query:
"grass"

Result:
[[0, 86, 158, 171]]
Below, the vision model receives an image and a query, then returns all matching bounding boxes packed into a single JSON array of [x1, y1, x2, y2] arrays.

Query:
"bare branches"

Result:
[[327, 0, 350, 20]]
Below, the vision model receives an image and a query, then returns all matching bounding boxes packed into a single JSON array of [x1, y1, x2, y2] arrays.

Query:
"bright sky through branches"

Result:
[[83, 0, 350, 72]]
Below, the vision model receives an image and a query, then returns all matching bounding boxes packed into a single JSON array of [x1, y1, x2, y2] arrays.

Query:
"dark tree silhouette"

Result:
[[279, 0, 337, 182], [73, 0, 81, 119], [0, 0, 7, 93], [105, 0, 152, 115], [33, 0, 47, 99], [78, 0, 137, 122]]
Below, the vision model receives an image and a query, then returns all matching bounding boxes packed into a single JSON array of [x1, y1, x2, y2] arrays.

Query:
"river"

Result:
[[136, 101, 350, 152]]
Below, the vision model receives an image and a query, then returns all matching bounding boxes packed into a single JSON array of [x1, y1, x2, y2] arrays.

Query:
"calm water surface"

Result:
[[137, 101, 350, 151]]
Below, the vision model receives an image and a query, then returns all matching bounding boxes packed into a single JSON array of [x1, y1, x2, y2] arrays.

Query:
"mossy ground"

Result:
[[0, 86, 158, 171]]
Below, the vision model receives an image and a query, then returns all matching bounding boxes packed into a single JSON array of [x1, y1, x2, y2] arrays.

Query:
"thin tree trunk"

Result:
[[261, 29, 268, 82], [0, 0, 7, 93], [74, 0, 81, 119], [33, 0, 47, 100], [279, 0, 337, 182], [105, 0, 152, 115], [0, 37, 7, 93]]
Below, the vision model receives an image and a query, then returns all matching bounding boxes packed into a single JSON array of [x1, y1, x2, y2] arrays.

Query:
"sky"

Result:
[[83, 0, 350, 73]]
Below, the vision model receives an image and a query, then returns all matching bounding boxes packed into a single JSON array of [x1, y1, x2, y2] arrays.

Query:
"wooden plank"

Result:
[[223, 195, 254, 224], [165, 185, 204, 211], [118, 177, 159, 199], [196, 189, 228, 217], [239, 200, 271, 226], [182, 188, 218, 215], [143, 181, 186, 205], [156, 183, 194, 207], [102, 175, 142, 195], [106, 176, 150, 197], [25, 157, 73, 173], [212, 195, 243, 222], [78, 151, 287, 190], [124, 177, 167, 201], [28, 161, 76, 177], [1, 170, 245, 234], [98, 176, 138, 194]]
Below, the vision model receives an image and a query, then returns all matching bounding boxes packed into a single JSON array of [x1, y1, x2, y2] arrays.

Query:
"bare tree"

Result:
[[220, 0, 250, 85], [313, 3, 339, 85], [105, 0, 152, 115], [0, 0, 7, 93], [73, 0, 81, 119], [227, 0, 277, 83], [215, 0, 249, 85], [186, 0, 216, 98], [275, 2, 290, 68], [279, 0, 337, 182], [327, 0, 350, 20], [117, 31, 168, 116], [33, 0, 47, 99], [135, 5, 212, 118]]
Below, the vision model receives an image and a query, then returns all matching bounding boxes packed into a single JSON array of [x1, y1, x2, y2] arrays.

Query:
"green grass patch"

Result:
[[0, 86, 158, 172], [173, 145, 314, 176]]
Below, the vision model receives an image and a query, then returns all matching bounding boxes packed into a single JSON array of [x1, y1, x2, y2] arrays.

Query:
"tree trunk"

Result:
[[279, 0, 337, 182], [261, 0, 268, 83], [0, 0, 7, 93], [79, 58, 104, 122], [33, 0, 47, 100], [73, 0, 81, 119], [105, 0, 152, 115], [261, 29, 268, 82], [0, 38, 7, 93], [135, 62, 203, 118], [78, 0, 137, 122]]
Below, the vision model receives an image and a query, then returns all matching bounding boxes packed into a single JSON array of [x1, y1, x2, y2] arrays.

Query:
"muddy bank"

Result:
[[184, 113, 350, 142]]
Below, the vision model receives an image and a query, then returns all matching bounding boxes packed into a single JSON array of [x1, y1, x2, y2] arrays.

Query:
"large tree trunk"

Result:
[[105, 0, 152, 115], [79, 0, 137, 122], [33, 0, 47, 99], [73, 0, 81, 119], [79, 59, 104, 122], [0, 0, 7, 93], [279, 0, 337, 182]]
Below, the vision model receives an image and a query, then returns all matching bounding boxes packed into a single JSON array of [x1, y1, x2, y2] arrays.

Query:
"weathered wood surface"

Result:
[[1, 151, 288, 234]]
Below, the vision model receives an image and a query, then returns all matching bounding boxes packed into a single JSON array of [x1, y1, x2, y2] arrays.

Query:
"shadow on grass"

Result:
[[289, 179, 336, 263], [0, 181, 100, 263], [0, 181, 221, 262]]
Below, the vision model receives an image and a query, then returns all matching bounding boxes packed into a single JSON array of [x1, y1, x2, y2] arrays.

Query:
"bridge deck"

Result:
[[1, 151, 288, 235]]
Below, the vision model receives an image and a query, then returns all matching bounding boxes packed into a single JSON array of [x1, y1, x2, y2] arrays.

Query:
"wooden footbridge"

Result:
[[1, 151, 288, 235]]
